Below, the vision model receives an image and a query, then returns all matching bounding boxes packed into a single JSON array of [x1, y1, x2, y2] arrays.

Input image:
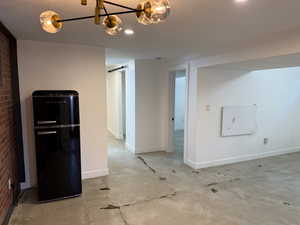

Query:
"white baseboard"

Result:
[[82, 168, 109, 179], [125, 142, 135, 153], [125, 143, 167, 154], [20, 169, 109, 189], [135, 146, 166, 154], [108, 128, 123, 140], [21, 182, 34, 190], [186, 146, 300, 170], [185, 160, 198, 170]]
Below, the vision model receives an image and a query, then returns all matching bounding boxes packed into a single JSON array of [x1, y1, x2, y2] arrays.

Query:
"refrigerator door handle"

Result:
[[37, 131, 57, 135], [37, 121, 57, 125]]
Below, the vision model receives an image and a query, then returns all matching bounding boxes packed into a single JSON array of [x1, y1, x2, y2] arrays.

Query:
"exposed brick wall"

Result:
[[0, 30, 19, 225]]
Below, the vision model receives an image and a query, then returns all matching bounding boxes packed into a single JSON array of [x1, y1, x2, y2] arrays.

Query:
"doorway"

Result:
[[106, 66, 127, 145], [121, 70, 126, 140], [169, 69, 187, 161]]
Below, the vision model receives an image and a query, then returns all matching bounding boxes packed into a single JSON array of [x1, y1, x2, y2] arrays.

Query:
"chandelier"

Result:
[[40, 0, 170, 35]]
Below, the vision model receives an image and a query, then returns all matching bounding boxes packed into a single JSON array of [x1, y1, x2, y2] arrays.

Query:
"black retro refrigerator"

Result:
[[33, 90, 82, 202]]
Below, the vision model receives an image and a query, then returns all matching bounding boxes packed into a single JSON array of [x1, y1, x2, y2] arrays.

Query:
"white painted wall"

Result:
[[174, 74, 186, 131], [167, 29, 300, 169], [189, 67, 300, 169], [17, 40, 108, 189], [121, 71, 126, 137], [125, 60, 136, 152], [135, 59, 168, 153], [106, 70, 123, 139]]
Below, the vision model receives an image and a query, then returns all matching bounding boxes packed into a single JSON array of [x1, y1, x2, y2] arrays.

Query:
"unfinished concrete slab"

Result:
[[9, 137, 300, 225]]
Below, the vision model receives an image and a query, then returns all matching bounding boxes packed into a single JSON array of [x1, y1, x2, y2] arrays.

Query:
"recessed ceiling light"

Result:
[[124, 29, 135, 35], [235, 0, 248, 3]]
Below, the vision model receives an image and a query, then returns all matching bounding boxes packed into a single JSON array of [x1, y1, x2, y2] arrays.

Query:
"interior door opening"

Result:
[[169, 69, 187, 161], [106, 66, 127, 150]]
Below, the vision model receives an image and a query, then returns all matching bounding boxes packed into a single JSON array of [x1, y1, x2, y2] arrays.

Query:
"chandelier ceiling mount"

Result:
[[40, 0, 171, 35]]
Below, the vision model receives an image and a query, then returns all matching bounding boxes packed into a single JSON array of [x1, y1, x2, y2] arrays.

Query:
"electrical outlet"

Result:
[[264, 138, 269, 145], [8, 178, 12, 190]]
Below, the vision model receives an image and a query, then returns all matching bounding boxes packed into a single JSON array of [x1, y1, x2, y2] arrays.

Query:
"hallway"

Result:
[[173, 129, 184, 161], [9, 139, 300, 225]]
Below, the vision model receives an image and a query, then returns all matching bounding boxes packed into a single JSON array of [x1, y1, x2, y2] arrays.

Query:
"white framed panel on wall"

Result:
[[221, 105, 257, 137]]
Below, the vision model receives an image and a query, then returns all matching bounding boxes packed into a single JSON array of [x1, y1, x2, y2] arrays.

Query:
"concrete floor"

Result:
[[9, 137, 300, 225]]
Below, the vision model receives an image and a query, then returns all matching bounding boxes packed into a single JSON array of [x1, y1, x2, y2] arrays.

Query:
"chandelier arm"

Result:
[[102, 4, 111, 18], [57, 15, 95, 22], [57, 10, 142, 23], [102, 4, 113, 25], [103, 1, 136, 11]]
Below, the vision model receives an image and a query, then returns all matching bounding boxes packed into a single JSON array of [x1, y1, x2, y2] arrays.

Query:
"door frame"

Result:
[[167, 64, 189, 163], [106, 66, 127, 141], [120, 70, 126, 140]]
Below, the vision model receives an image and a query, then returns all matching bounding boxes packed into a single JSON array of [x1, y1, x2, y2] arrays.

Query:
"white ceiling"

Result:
[[206, 53, 300, 71], [1, 0, 300, 61]]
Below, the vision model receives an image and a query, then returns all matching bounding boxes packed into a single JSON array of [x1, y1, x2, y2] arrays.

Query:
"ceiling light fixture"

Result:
[[124, 29, 134, 35], [40, 0, 171, 36], [235, 0, 248, 3]]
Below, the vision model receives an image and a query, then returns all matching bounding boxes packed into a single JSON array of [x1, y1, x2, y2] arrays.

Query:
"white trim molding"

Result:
[[167, 63, 190, 163], [186, 147, 300, 170], [21, 182, 34, 190], [125, 142, 135, 153], [135, 146, 166, 154], [82, 168, 109, 179]]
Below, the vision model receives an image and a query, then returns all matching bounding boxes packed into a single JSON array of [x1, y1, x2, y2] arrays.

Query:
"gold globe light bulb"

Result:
[[40, 10, 63, 33], [149, 0, 170, 23], [81, 0, 87, 6], [136, 1, 152, 25], [102, 15, 123, 36]]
